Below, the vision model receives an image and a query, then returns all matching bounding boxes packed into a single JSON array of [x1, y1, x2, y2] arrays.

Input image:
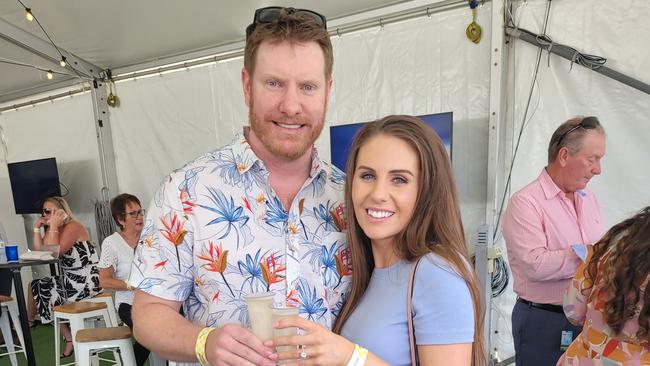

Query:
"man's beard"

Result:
[[248, 106, 324, 161]]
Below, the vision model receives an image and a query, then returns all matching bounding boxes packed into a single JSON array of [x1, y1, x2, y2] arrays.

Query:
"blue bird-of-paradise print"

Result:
[[199, 187, 250, 248], [168, 272, 195, 300], [227, 297, 250, 327], [297, 278, 327, 322], [206, 310, 227, 327], [237, 249, 266, 292], [313, 201, 339, 235], [331, 290, 348, 318], [178, 166, 206, 201], [186, 290, 208, 321], [329, 166, 345, 185], [136, 277, 165, 292], [212, 149, 257, 190], [320, 243, 340, 287], [265, 196, 288, 230], [130, 135, 349, 333], [307, 172, 326, 198], [301, 239, 326, 273]]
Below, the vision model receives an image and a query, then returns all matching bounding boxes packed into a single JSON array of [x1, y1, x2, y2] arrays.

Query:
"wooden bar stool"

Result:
[[0, 295, 26, 366], [81, 292, 119, 327], [53, 302, 111, 366], [75, 326, 135, 366]]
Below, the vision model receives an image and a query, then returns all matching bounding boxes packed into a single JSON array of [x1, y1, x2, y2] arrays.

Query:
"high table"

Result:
[[0, 258, 59, 366]]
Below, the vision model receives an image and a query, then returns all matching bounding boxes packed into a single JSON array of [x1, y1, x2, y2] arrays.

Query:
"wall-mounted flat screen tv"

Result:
[[7, 157, 61, 214], [329, 112, 453, 172]]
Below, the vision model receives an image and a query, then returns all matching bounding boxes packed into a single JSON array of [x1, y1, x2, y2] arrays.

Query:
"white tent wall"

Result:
[[5, 0, 649, 362], [109, 63, 244, 205], [0, 93, 104, 289], [490, 0, 650, 361], [110, 4, 493, 249], [325, 5, 492, 242]]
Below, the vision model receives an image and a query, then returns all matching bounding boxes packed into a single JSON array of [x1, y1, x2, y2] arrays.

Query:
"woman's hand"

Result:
[[264, 316, 355, 366], [48, 209, 68, 228], [34, 217, 48, 229]]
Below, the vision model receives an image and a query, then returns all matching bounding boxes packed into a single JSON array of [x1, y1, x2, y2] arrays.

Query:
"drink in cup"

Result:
[[5, 245, 19, 262], [244, 292, 275, 341], [272, 306, 300, 354]]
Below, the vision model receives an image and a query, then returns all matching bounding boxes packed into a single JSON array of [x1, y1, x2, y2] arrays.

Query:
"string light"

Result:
[[0, 59, 74, 79], [17, 0, 84, 80]]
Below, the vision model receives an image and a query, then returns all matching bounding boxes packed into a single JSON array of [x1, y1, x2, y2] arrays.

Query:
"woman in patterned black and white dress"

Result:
[[28, 196, 102, 357]]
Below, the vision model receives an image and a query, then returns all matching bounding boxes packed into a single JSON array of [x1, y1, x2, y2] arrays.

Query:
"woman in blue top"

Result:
[[270, 115, 485, 365]]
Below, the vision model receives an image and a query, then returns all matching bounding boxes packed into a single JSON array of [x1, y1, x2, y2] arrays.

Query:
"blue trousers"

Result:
[[512, 299, 582, 366]]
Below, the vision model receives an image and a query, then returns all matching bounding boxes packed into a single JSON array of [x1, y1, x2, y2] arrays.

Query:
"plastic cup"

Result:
[[43, 244, 61, 258], [244, 292, 275, 341], [5, 245, 19, 262], [272, 306, 299, 354]]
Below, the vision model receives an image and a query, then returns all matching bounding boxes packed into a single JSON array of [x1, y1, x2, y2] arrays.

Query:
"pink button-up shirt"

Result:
[[503, 168, 604, 305]]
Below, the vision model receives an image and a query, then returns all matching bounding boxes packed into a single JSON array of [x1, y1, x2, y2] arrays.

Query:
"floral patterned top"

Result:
[[560, 245, 650, 365], [129, 134, 351, 341]]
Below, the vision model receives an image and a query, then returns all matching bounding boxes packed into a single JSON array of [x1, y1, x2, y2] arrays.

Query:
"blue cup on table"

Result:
[[5, 245, 19, 262]]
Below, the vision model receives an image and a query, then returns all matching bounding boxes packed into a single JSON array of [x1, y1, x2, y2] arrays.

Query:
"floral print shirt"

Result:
[[559, 245, 650, 365], [129, 134, 351, 336]]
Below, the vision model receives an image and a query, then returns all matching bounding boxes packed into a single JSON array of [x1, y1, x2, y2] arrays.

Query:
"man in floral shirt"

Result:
[[129, 7, 351, 366]]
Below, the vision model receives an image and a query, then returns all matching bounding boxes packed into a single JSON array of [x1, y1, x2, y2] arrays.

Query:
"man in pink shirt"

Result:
[[503, 116, 606, 366]]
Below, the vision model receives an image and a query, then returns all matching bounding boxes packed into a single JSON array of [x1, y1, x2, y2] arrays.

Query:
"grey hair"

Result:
[[547, 116, 605, 164]]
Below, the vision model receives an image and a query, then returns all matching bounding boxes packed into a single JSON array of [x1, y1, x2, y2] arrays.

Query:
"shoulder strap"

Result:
[[408, 257, 422, 366]]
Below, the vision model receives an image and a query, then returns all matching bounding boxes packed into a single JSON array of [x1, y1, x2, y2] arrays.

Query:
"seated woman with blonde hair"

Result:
[[28, 196, 101, 357], [559, 206, 650, 365]]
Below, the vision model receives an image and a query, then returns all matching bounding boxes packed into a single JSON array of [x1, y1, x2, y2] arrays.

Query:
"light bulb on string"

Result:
[[25, 8, 33, 21], [59, 57, 66, 67], [46, 70, 53, 80]]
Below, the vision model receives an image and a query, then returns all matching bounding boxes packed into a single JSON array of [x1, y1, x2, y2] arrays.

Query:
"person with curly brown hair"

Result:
[[559, 206, 650, 365]]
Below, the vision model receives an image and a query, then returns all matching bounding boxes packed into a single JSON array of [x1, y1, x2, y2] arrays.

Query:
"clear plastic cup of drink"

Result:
[[244, 292, 275, 341], [272, 306, 299, 352]]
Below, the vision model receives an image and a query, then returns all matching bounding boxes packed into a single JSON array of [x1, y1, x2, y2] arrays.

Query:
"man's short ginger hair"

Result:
[[244, 8, 333, 79]]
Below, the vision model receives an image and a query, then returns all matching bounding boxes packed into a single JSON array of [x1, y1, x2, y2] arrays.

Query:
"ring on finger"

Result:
[[300, 344, 308, 359]]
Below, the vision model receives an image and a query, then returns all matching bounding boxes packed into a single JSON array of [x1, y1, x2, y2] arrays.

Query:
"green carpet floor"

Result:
[[0, 323, 149, 366]]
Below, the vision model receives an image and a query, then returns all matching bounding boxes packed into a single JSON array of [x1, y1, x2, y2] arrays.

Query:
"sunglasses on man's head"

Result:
[[556, 116, 600, 147], [245, 6, 327, 40]]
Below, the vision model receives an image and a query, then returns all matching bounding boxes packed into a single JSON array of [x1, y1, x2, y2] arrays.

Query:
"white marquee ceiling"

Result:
[[0, 0, 411, 103]]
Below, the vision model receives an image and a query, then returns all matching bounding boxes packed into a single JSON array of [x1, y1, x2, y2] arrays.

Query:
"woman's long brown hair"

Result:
[[332, 115, 486, 365], [584, 206, 650, 341]]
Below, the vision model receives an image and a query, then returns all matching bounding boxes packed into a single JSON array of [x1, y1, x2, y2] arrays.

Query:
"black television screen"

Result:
[[330, 112, 453, 172], [7, 158, 61, 214]]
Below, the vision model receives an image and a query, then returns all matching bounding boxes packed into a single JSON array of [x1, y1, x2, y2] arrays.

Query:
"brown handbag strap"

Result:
[[407, 257, 422, 366]]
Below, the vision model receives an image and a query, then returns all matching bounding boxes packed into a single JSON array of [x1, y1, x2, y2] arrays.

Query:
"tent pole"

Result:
[[483, 0, 509, 363], [90, 78, 119, 201], [0, 18, 100, 79], [507, 27, 650, 96]]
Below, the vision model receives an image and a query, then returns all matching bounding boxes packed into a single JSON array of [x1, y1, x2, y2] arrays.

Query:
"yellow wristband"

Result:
[[346, 344, 369, 366], [33, 228, 40, 233], [195, 327, 216, 365]]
